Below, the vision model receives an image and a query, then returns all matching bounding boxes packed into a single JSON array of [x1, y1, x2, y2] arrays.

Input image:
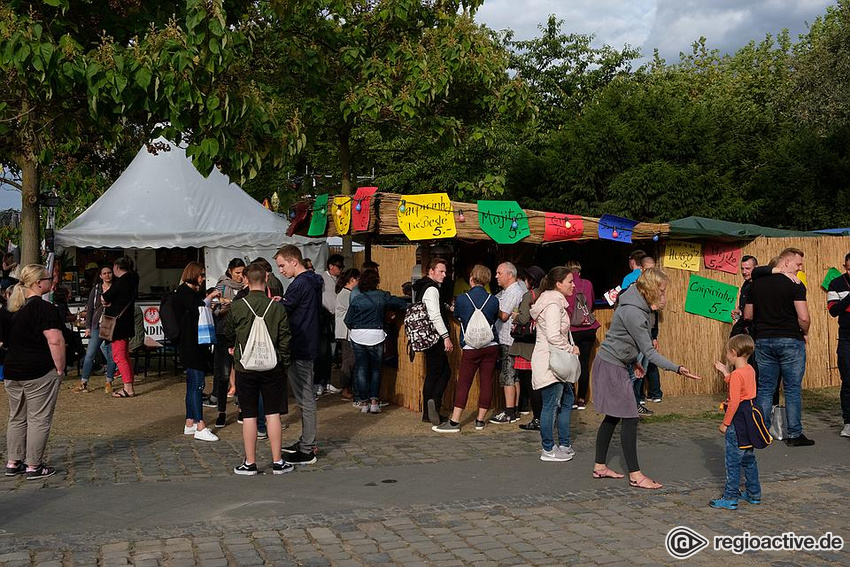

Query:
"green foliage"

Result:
[[261, 0, 533, 199]]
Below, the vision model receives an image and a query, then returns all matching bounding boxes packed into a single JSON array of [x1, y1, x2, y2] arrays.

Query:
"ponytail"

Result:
[[8, 264, 48, 312], [7, 283, 26, 312], [540, 266, 571, 292]]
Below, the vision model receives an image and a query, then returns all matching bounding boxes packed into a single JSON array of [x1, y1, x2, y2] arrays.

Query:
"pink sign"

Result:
[[543, 213, 583, 241], [703, 241, 741, 274], [351, 187, 378, 232]]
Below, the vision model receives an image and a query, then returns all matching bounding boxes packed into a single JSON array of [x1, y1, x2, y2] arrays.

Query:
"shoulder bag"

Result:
[[99, 302, 130, 342]]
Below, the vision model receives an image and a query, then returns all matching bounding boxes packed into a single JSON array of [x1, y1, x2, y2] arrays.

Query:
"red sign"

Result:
[[543, 213, 583, 241], [144, 306, 160, 325], [351, 186, 378, 232], [703, 241, 741, 274]]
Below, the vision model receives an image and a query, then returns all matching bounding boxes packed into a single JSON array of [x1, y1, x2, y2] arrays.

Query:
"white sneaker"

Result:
[[183, 424, 198, 435], [360, 403, 370, 413], [540, 448, 570, 462], [841, 424, 850, 438], [557, 445, 576, 460], [194, 428, 219, 442], [325, 384, 342, 394]]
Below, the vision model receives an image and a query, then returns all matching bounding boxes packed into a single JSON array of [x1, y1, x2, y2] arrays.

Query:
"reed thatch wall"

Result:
[[349, 237, 848, 413]]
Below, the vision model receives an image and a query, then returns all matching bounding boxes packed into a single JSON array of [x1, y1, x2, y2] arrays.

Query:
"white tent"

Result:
[[56, 139, 326, 291]]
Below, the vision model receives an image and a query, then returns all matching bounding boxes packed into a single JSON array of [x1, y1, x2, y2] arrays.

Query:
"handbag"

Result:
[[510, 290, 537, 343], [197, 305, 217, 345], [99, 302, 129, 342], [546, 305, 580, 383], [768, 405, 788, 441]]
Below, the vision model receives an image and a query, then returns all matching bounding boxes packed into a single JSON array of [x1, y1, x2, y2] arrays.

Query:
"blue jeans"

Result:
[[352, 341, 384, 401], [80, 326, 116, 383], [755, 338, 806, 438], [723, 424, 761, 500], [540, 382, 574, 451], [186, 368, 205, 422]]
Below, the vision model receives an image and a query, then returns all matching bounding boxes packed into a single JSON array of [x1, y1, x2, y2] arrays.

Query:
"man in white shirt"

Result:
[[316, 254, 345, 396], [490, 262, 526, 424]]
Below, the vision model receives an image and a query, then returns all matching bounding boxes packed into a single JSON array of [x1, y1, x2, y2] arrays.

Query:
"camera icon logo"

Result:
[[665, 526, 709, 559]]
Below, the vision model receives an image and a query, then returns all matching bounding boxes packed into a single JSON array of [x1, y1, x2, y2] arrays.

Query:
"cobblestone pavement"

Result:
[[0, 406, 847, 565], [0, 464, 848, 566], [0, 408, 844, 492]]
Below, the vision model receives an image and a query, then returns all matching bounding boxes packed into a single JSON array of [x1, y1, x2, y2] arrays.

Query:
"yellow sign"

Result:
[[332, 196, 351, 235], [664, 240, 702, 271], [797, 271, 807, 288], [396, 193, 456, 240]]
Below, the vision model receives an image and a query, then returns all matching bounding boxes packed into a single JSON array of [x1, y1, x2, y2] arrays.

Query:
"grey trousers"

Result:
[[5, 369, 62, 466], [288, 360, 317, 452]]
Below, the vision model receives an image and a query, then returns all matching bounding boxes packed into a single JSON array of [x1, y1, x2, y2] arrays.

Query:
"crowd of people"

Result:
[[0, 241, 841, 503]]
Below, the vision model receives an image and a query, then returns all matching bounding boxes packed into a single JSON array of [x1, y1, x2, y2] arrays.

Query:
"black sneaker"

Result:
[[284, 451, 318, 465], [202, 395, 217, 408], [257, 430, 268, 440], [237, 412, 243, 425], [233, 461, 258, 476], [785, 434, 815, 447], [519, 418, 541, 431], [489, 411, 519, 424], [272, 461, 295, 475], [5, 460, 25, 477], [637, 404, 653, 417], [427, 399, 441, 426], [25, 464, 56, 480], [281, 442, 300, 454], [474, 419, 486, 430], [215, 412, 227, 428]]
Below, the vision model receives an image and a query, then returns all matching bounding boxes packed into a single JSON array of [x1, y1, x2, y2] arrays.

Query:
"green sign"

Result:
[[822, 267, 842, 290], [477, 200, 530, 244], [308, 193, 329, 236], [684, 274, 738, 323]]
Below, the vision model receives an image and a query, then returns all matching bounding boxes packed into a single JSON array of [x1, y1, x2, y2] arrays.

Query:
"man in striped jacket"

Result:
[[827, 252, 850, 438]]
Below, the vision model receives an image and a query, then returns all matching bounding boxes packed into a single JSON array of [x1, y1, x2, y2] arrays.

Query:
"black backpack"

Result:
[[159, 292, 181, 342]]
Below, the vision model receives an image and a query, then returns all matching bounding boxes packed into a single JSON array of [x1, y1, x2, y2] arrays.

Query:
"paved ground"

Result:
[[0, 382, 848, 566]]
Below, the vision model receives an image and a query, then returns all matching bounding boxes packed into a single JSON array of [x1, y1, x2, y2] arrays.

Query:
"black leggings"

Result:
[[517, 369, 542, 420], [595, 415, 640, 473], [422, 343, 451, 419]]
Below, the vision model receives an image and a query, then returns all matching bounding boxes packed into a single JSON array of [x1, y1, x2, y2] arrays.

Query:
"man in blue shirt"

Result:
[[620, 250, 646, 291]]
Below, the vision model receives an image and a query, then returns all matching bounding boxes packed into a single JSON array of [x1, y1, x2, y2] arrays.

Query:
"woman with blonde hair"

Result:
[[591, 267, 700, 488], [3, 264, 66, 479]]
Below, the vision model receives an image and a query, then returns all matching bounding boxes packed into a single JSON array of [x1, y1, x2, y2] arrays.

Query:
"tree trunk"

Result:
[[338, 128, 353, 265], [19, 157, 40, 266]]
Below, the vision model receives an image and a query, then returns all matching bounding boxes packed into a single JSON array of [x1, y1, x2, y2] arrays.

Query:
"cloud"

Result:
[[474, 0, 836, 61]]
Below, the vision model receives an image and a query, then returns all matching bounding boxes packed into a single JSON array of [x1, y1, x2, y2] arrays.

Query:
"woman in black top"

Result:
[[173, 262, 221, 441], [102, 256, 139, 397], [2, 264, 66, 479]]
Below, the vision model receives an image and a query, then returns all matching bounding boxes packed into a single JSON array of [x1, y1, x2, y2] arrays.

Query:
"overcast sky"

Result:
[[476, 0, 836, 62]]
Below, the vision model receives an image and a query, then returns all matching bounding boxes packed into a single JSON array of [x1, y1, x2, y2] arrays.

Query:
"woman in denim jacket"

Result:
[[345, 269, 407, 414]]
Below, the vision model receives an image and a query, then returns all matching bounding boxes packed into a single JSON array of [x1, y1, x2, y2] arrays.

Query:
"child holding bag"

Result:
[[711, 334, 771, 510]]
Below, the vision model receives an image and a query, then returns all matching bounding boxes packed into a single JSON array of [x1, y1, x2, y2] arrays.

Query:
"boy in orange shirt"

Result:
[[711, 334, 770, 510]]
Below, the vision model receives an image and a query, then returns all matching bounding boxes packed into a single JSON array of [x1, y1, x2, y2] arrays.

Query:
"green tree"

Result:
[[262, 0, 532, 248], [0, 0, 301, 263]]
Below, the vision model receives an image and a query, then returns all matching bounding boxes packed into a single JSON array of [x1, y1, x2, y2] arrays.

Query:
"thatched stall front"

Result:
[[296, 192, 848, 413]]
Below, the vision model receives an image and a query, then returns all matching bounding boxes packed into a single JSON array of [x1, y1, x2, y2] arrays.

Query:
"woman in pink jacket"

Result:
[[530, 266, 580, 463]]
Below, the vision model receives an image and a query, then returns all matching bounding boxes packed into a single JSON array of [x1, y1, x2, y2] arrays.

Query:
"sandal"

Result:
[[629, 476, 663, 490], [592, 467, 624, 479], [71, 383, 88, 393], [112, 389, 135, 398]]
